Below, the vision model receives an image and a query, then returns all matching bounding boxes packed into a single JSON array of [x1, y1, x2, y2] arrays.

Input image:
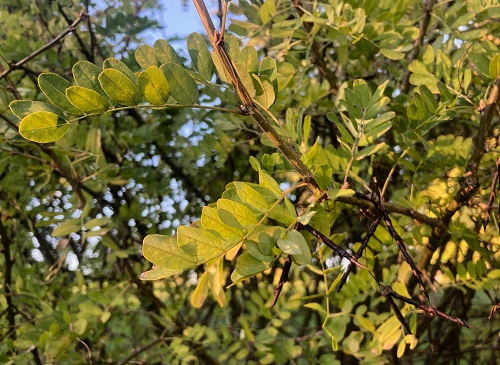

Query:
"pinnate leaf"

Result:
[[140, 235, 198, 280], [38, 73, 82, 114], [135, 44, 158, 69], [187, 32, 214, 81], [98, 69, 142, 106], [19, 111, 69, 143], [10, 100, 63, 119], [154, 39, 182, 65], [160, 63, 199, 105], [138, 66, 171, 105], [66, 86, 111, 114]]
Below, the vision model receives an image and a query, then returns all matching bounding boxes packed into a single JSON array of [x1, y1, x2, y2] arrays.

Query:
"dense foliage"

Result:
[[1, 0, 499, 364]]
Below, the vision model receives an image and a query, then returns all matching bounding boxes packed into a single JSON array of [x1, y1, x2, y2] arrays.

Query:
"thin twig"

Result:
[[296, 222, 366, 269], [0, 12, 89, 81], [270, 255, 292, 308], [483, 157, 500, 230]]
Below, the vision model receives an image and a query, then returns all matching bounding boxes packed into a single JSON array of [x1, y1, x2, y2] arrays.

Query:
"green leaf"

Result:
[[52, 218, 81, 237], [355, 142, 386, 160], [103, 57, 138, 84], [328, 189, 355, 200], [201, 206, 244, 242], [234, 182, 270, 213], [238, 46, 259, 74], [160, 63, 199, 105], [98, 69, 142, 106], [73, 61, 102, 91], [19, 111, 70, 143], [140, 235, 198, 280], [277, 230, 311, 265], [489, 55, 500, 79], [230, 252, 268, 283], [258, 170, 281, 198], [135, 44, 158, 69], [235, 62, 256, 97], [252, 75, 275, 109], [246, 240, 275, 261], [154, 39, 182, 65], [66, 86, 111, 114], [9, 100, 63, 119], [314, 164, 332, 190], [380, 48, 404, 60], [177, 226, 226, 261], [38, 73, 82, 114], [260, 56, 278, 92], [217, 199, 257, 230], [187, 32, 214, 81], [138, 66, 171, 105]]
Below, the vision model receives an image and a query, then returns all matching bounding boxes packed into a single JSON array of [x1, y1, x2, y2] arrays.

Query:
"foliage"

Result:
[[1, 0, 500, 364]]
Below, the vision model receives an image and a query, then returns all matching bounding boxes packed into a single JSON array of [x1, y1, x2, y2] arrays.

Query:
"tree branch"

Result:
[[0, 12, 89, 81], [192, 0, 319, 192]]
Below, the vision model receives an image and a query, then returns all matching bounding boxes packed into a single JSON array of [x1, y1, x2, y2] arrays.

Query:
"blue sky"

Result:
[[151, 1, 216, 42]]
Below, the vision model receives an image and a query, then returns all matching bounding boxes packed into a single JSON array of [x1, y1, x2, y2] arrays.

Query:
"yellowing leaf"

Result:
[[66, 86, 111, 114], [19, 111, 69, 143], [138, 66, 171, 105]]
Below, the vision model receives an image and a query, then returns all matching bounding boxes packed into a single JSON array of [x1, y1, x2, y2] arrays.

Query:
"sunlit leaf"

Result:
[[19, 111, 69, 143], [98, 69, 142, 106], [141, 235, 198, 280], [66, 86, 111, 114], [103, 57, 138, 84], [138, 66, 170, 105]]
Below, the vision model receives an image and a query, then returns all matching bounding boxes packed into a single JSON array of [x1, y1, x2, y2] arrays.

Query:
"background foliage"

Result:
[[1, 0, 499, 364]]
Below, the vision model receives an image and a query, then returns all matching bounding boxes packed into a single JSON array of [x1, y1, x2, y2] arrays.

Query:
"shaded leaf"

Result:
[[160, 62, 199, 104], [187, 32, 214, 81], [10, 100, 63, 119], [135, 44, 158, 69], [230, 252, 269, 283], [154, 39, 182, 65], [217, 199, 257, 230], [38, 73, 82, 114]]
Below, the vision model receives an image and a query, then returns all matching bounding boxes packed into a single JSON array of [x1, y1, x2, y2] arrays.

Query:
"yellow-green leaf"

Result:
[[252, 74, 275, 109], [135, 44, 159, 69], [138, 66, 171, 105], [66, 86, 111, 114], [140, 234, 198, 280], [19, 111, 70, 143], [98, 69, 142, 106]]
